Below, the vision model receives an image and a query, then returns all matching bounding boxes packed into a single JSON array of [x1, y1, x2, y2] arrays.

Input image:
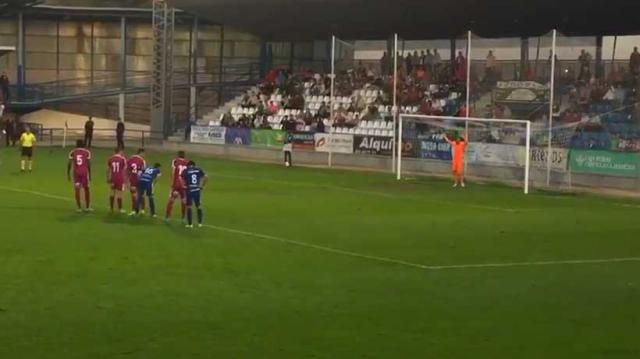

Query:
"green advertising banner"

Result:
[[251, 129, 285, 148], [569, 150, 640, 177]]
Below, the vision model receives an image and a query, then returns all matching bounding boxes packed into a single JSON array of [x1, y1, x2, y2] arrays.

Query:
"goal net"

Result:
[[396, 114, 533, 194]]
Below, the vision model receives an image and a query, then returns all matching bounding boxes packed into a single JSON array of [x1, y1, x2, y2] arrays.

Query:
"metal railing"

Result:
[[38, 127, 164, 149], [7, 62, 260, 106]]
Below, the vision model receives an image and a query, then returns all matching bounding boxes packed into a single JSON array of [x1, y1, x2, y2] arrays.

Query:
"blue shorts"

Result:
[[186, 190, 201, 207], [137, 182, 154, 197]]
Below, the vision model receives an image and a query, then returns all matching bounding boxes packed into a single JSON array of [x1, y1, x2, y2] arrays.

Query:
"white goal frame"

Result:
[[396, 114, 532, 194]]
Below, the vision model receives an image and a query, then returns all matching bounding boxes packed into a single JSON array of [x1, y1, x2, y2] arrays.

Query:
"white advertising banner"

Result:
[[314, 133, 354, 154], [529, 147, 569, 172], [468, 143, 523, 167], [468, 143, 568, 171], [190, 126, 226, 145]]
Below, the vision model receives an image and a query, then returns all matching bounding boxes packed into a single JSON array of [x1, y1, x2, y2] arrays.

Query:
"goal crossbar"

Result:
[[396, 114, 532, 194]]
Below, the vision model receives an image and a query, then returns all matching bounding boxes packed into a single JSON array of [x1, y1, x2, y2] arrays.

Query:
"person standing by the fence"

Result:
[[116, 118, 125, 150], [0, 72, 10, 102], [1, 106, 10, 147], [84, 116, 94, 148], [283, 137, 293, 167]]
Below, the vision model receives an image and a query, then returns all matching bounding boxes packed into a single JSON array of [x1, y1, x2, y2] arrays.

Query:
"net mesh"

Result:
[[398, 114, 538, 193]]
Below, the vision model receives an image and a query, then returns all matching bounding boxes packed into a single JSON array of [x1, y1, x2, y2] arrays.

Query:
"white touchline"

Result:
[[1, 185, 639, 271]]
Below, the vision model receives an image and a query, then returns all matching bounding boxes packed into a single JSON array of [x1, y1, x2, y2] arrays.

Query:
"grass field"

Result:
[[0, 146, 639, 358]]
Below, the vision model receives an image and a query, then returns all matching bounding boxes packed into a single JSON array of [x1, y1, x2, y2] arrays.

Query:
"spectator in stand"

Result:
[[380, 51, 389, 76], [420, 100, 434, 115], [356, 61, 367, 79], [578, 49, 592, 81], [455, 51, 467, 84], [630, 47, 640, 76], [221, 111, 234, 127], [433, 49, 442, 80], [405, 52, 413, 74], [315, 118, 325, 133], [485, 50, 497, 84], [276, 70, 287, 89], [259, 116, 271, 129], [0, 72, 9, 102], [268, 100, 279, 114], [425, 49, 434, 72], [265, 68, 278, 83], [611, 65, 625, 86], [419, 50, 426, 66], [303, 110, 313, 124], [318, 102, 329, 119], [366, 65, 375, 81]]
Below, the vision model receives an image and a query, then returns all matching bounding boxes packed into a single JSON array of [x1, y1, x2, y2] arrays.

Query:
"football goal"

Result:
[[396, 114, 533, 194]]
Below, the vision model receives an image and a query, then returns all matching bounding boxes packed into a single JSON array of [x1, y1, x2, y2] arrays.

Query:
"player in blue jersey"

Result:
[[180, 160, 208, 228], [132, 163, 161, 217]]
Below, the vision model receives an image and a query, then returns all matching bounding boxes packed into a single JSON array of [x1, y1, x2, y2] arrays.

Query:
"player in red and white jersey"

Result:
[[164, 150, 189, 222], [127, 148, 146, 214], [67, 139, 92, 212], [107, 147, 127, 213]]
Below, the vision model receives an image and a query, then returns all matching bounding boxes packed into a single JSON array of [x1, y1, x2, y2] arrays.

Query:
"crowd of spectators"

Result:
[[213, 54, 467, 134], [548, 47, 640, 150]]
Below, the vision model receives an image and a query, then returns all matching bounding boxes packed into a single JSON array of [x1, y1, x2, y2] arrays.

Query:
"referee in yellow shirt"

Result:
[[19, 126, 36, 172]]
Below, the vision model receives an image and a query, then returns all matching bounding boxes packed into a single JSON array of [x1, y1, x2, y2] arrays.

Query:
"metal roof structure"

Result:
[[169, 0, 640, 40]]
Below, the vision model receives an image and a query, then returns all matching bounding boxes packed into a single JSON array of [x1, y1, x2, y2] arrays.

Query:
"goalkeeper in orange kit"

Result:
[[443, 132, 468, 188]]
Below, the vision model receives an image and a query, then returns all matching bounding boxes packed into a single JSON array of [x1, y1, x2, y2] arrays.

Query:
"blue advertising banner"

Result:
[[419, 138, 452, 161], [225, 128, 251, 145]]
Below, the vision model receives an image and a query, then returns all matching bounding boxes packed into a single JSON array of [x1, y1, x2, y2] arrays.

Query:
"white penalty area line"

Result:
[[1, 185, 639, 271], [619, 204, 640, 209]]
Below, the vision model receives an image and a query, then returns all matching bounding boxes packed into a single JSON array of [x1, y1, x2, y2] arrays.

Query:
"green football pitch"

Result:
[[0, 147, 639, 358]]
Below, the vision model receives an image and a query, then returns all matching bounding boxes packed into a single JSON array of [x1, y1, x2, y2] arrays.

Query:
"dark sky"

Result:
[[170, 0, 640, 40]]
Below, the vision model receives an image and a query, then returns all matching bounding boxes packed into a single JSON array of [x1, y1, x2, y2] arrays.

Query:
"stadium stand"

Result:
[[197, 54, 466, 136]]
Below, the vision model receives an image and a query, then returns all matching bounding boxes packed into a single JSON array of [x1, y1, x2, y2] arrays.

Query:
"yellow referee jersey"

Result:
[[20, 132, 37, 148]]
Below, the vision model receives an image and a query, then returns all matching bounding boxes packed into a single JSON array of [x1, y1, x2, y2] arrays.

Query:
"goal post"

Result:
[[396, 114, 532, 194]]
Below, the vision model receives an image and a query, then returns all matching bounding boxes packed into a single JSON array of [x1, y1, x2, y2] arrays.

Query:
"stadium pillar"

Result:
[[259, 41, 267, 78], [217, 24, 224, 105], [546, 29, 558, 186], [595, 35, 604, 79], [520, 37, 529, 81], [450, 38, 456, 78], [189, 17, 198, 121], [16, 12, 25, 98], [150, 0, 175, 139], [90, 22, 95, 88], [56, 21, 60, 84], [119, 16, 127, 122], [289, 41, 295, 72]]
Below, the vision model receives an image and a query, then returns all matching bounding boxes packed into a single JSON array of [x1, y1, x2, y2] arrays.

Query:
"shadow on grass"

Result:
[[57, 211, 92, 223]]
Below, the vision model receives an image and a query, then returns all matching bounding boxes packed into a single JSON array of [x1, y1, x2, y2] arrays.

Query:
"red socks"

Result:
[[131, 193, 137, 211], [165, 200, 174, 218], [75, 188, 82, 209], [84, 188, 91, 208]]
